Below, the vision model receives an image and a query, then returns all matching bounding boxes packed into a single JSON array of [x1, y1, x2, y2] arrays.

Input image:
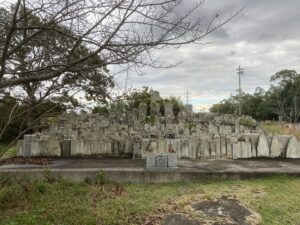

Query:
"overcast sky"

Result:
[[113, 0, 300, 112]]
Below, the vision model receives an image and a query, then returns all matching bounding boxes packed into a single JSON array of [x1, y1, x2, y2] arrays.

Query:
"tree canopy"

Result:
[[210, 70, 300, 123], [93, 86, 184, 116], [0, 4, 114, 142]]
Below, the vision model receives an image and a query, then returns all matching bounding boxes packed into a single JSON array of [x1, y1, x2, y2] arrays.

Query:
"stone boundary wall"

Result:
[[17, 92, 300, 159]]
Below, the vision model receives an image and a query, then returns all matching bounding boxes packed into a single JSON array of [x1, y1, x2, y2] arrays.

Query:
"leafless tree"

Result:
[[0, 0, 243, 157], [0, 0, 242, 89]]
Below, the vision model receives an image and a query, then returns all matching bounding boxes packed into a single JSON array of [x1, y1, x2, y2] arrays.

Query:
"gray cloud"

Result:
[[113, 0, 300, 111]]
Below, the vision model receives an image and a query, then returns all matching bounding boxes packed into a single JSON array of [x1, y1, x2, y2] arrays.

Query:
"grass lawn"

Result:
[[0, 176, 300, 225]]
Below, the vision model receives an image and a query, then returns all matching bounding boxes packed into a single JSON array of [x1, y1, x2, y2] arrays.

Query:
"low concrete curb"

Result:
[[1, 168, 300, 183]]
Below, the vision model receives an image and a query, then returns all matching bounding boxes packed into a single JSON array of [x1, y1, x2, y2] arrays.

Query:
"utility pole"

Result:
[[237, 65, 245, 116], [185, 90, 189, 105]]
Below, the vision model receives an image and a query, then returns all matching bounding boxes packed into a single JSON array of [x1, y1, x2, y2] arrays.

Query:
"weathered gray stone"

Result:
[[286, 137, 300, 158], [164, 102, 174, 122], [154, 115, 161, 127], [185, 104, 193, 112], [99, 115, 110, 128], [278, 135, 291, 154], [232, 143, 241, 159], [235, 123, 240, 134], [90, 141, 100, 155], [249, 134, 259, 158], [18, 91, 291, 160], [28, 140, 40, 157], [158, 139, 167, 154], [202, 141, 210, 159], [134, 138, 143, 158], [61, 139, 71, 158], [168, 153, 177, 167], [209, 140, 216, 158], [189, 140, 198, 159], [138, 103, 147, 121], [226, 137, 233, 159], [257, 134, 270, 157], [270, 136, 282, 158], [179, 140, 189, 159], [240, 142, 252, 158], [24, 134, 37, 142], [220, 137, 227, 159], [146, 153, 156, 169], [219, 125, 232, 135], [162, 213, 201, 225], [194, 139, 203, 159], [215, 139, 221, 159], [172, 139, 181, 157], [21, 142, 31, 157], [177, 109, 187, 123], [156, 154, 168, 167], [266, 135, 272, 147], [150, 91, 160, 104], [208, 122, 219, 134], [239, 134, 259, 158], [147, 140, 158, 153], [16, 140, 24, 156]]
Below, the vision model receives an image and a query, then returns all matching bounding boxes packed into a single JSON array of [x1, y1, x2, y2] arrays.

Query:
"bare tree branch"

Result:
[[0, 0, 242, 88]]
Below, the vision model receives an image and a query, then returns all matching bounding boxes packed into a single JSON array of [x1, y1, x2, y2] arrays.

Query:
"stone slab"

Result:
[[286, 137, 300, 159], [156, 155, 168, 167], [61, 139, 71, 158], [240, 142, 252, 159], [232, 143, 240, 159], [257, 134, 270, 157], [168, 153, 177, 167], [146, 153, 156, 169], [270, 136, 282, 158]]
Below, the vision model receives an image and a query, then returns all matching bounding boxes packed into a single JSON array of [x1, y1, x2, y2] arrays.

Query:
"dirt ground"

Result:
[[160, 195, 261, 225], [0, 157, 54, 165]]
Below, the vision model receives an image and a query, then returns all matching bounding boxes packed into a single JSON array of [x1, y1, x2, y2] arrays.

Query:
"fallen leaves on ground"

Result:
[[0, 157, 54, 165]]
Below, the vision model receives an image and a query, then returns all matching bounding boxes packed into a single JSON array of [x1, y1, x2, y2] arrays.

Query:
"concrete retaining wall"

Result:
[[1, 168, 300, 183]]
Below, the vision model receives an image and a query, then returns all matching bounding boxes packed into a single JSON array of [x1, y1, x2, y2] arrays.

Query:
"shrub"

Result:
[[36, 181, 48, 194], [239, 117, 257, 127], [0, 175, 12, 187], [84, 177, 92, 184], [145, 115, 155, 125], [43, 167, 56, 183], [0, 188, 13, 209], [96, 170, 106, 185]]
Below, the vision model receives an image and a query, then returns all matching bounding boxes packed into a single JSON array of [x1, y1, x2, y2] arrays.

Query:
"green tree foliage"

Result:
[[0, 5, 113, 103], [210, 70, 300, 122], [0, 99, 66, 143], [210, 98, 237, 115], [0, 5, 113, 142], [93, 87, 184, 116], [270, 70, 300, 123]]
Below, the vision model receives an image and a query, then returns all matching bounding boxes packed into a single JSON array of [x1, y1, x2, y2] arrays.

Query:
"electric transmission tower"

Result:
[[237, 65, 245, 116]]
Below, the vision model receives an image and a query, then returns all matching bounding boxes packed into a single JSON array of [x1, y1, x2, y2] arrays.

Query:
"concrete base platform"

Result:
[[1, 159, 300, 183]]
